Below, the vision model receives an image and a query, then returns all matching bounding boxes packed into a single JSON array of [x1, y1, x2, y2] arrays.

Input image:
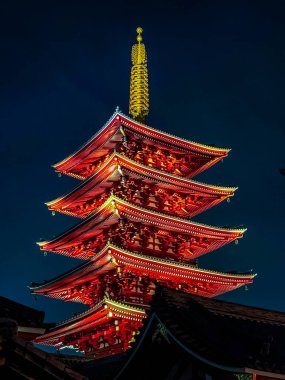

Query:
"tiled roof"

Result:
[[0, 318, 87, 380], [0, 296, 45, 327], [151, 287, 285, 374], [47, 288, 285, 379]]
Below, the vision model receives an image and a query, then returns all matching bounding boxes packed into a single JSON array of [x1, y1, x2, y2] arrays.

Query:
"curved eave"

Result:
[[115, 196, 246, 234], [34, 297, 146, 344], [53, 297, 146, 330], [111, 244, 256, 281], [30, 247, 113, 292], [31, 243, 255, 297], [38, 195, 246, 251], [119, 112, 230, 155], [53, 111, 230, 173], [52, 111, 119, 170], [46, 153, 237, 210]]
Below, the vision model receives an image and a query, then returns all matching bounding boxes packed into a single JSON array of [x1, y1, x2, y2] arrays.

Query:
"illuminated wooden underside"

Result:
[[33, 28, 256, 361], [53, 112, 229, 180], [39, 196, 245, 261], [31, 243, 256, 301], [47, 153, 236, 219], [34, 297, 146, 358]]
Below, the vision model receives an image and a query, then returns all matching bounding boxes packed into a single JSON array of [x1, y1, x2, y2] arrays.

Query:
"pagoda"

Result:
[[31, 27, 255, 358]]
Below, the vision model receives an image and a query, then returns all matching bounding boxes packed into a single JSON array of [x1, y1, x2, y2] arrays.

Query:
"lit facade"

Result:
[[31, 28, 255, 358]]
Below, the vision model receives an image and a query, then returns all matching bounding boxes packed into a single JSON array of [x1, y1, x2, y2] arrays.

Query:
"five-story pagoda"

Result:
[[31, 28, 255, 358]]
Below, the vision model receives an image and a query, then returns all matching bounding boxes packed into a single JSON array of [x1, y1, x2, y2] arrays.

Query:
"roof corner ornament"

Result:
[[129, 27, 149, 122]]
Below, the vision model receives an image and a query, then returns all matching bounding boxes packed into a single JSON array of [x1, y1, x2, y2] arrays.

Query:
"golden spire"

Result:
[[129, 27, 149, 122]]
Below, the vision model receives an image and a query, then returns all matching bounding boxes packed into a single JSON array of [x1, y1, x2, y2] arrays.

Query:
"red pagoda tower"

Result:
[[31, 28, 255, 358]]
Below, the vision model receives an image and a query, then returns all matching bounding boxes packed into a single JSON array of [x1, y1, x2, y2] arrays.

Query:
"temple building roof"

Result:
[[0, 295, 50, 341], [34, 297, 146, 353], [30, 243, 255, 299], [147, 287, 285, 376], [0, 296, 45, 328], [38, 196, 246, 260], [42, 287, 285, 379], [67, 287, 285, 379], [0, 318, 87, 379], [47, 153, 237, 219], [53, 112, 230, 180]]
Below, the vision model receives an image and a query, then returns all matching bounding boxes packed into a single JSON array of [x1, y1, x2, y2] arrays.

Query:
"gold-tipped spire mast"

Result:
[[129, 27, 149, 122]]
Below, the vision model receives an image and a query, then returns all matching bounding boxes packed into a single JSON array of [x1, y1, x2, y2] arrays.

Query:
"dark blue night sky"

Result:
[[0, 0, 285, 324]]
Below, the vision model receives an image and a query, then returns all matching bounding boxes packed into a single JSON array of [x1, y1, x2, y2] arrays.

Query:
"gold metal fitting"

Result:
[[129, 27, 149, 121]]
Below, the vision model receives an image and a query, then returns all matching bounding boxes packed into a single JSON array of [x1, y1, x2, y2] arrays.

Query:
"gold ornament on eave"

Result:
[[129, 27, 149, 122]]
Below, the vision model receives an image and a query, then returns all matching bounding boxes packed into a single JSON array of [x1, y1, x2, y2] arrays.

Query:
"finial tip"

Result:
[[136, 27, 143, 42]]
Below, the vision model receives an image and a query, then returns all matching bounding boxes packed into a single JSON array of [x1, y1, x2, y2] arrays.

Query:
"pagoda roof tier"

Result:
[[47, 153, 237, 218], [31, 243, 256, 300], [53, 112, 230, 180], [33, 297, 146, 357], [38, 196, 246, 260]]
